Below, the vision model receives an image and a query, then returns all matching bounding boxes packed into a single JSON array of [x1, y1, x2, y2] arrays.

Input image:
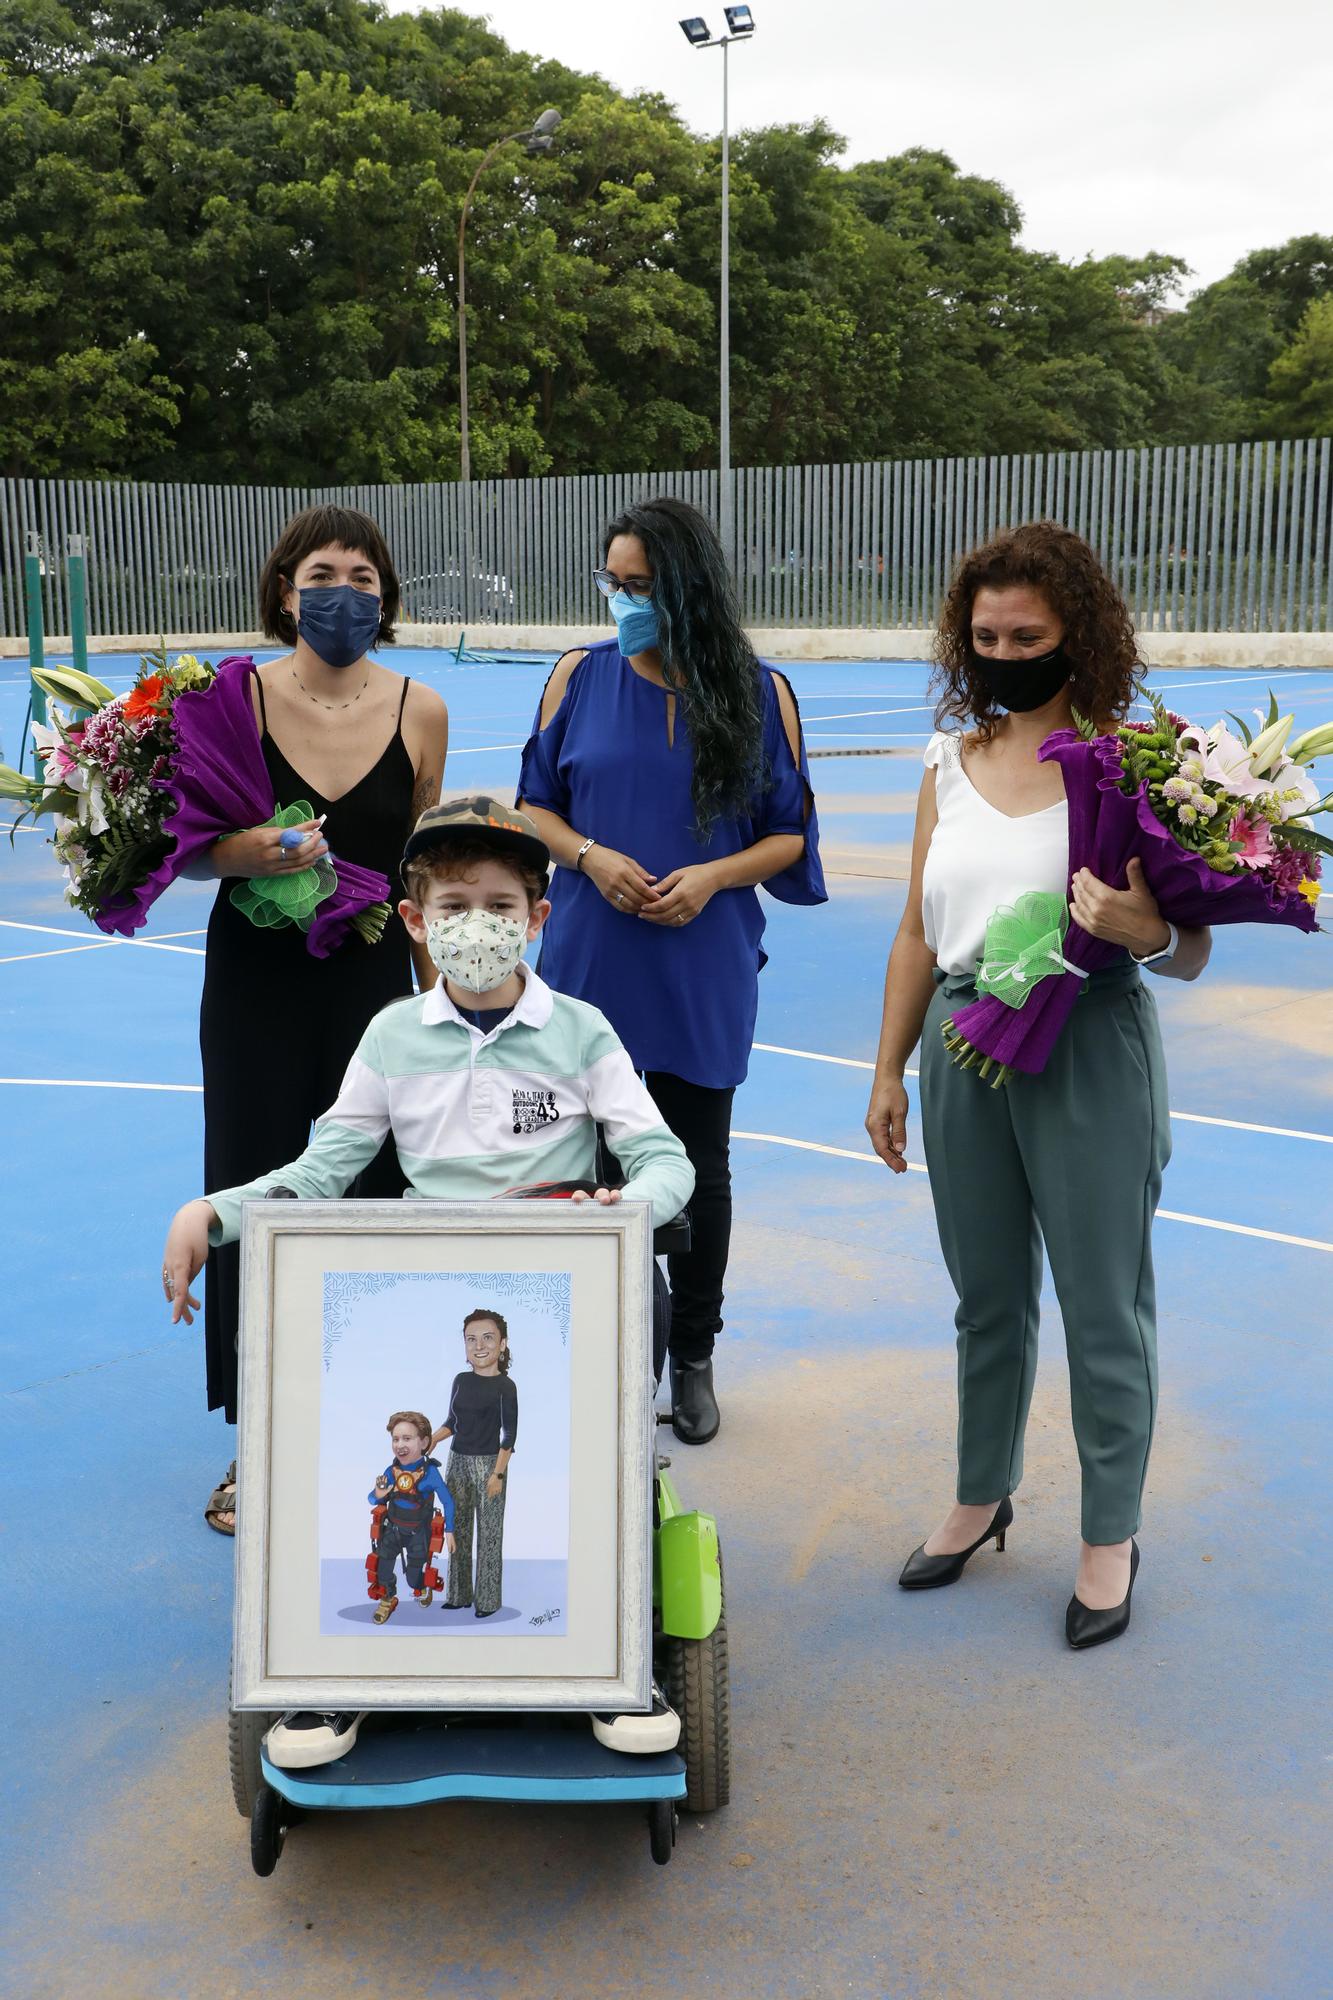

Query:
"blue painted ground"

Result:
[[1, 648, 1330, 1999]]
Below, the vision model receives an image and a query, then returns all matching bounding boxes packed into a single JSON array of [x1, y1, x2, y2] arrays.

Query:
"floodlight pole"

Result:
[[458, 128, 530, 487], [458, 111, 561, 487], [720, 35, 731, 562], [684, 23, 751, 561]]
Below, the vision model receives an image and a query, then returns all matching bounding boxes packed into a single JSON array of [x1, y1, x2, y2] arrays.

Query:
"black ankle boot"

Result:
[[669, 1356, 719, 1445], [897, 1497, 1013, 1589], [1066, 1540, 1140, 1650]]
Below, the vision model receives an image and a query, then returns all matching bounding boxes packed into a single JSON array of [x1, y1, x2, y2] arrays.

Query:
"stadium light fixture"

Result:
[[678, 12, 758, 558], [459, 110, 563, 482]]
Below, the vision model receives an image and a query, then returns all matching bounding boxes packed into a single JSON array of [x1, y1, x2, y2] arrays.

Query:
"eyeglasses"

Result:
[[592, 567, 655, 603]]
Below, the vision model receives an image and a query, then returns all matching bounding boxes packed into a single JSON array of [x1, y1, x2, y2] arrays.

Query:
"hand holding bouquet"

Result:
[[944, 691, 1328, 1085], [1, 650, 392, 956]]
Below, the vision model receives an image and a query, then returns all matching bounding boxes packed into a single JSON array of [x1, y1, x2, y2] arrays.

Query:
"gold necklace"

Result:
[[291, 665, 370, 711]]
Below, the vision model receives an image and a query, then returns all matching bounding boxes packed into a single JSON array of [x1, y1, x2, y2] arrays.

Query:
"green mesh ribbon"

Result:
[[975, 890, 1088, 1012], [229, 800, 338, 933]]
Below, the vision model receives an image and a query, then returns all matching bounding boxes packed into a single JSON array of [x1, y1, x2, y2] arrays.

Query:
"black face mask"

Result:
[[968, 643, 1073, 714]]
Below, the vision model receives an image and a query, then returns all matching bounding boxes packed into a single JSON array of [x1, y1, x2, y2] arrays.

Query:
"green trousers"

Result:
[[919, 962, 1171, 1545]]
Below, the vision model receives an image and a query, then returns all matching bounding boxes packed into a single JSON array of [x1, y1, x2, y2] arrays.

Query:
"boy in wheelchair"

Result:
[[162, 795, 694, 1767]]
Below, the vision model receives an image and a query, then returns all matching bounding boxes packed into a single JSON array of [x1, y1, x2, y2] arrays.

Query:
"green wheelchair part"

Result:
[[653, 1467, 722, 1642]]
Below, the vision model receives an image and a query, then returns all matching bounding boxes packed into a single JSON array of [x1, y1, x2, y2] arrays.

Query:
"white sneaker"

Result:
[[265, 1710, 365, 1769], [591, 1686, 681, 1755]]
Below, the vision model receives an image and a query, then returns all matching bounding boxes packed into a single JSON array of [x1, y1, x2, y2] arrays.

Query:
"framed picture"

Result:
[[232, 1200, 654, 1713]]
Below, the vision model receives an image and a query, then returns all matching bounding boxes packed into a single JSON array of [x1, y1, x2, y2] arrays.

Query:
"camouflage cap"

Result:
[[402, 794, 550, 881]]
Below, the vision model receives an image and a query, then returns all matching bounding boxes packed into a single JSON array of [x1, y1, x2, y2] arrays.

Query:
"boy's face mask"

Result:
[[425, 909, 527, 994]]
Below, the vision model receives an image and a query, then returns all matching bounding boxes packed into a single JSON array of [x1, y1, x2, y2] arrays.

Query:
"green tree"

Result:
[[1263, 297, 1333, 436]]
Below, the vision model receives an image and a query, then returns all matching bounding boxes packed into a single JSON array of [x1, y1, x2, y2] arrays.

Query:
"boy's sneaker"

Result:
[[591, 1685, 681, 1756], [373, 1597, 399, 1624], [265, 1711, 365, 1770]]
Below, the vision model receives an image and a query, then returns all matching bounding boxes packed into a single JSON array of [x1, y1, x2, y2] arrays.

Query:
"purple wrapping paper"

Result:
[[948, 728, 1320, 1075], [94, 656, 392, 958]]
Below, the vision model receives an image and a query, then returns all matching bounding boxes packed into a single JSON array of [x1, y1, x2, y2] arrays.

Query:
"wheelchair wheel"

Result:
[[229, 1706, 277, 1820], [664, 1548, 730, 1813], [647, 1798, 677, 1865], [250, 1784, 299, 1877]]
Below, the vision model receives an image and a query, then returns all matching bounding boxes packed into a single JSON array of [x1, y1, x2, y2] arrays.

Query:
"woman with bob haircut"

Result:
[[518, 495, 826, 1448], [865, 519, 1211, 1649], [190, 503, 448, 1530]]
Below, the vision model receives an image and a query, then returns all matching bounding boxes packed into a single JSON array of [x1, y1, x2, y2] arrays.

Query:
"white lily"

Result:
[[1247, 713, 1295, 777], [1177, 723, 1274, 803], [1287, 722, 1333, 766], [70, 765, 109, 836]]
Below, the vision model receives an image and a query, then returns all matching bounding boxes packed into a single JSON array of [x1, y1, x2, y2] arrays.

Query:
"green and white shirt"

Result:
[[206, 964, 695, 1243]]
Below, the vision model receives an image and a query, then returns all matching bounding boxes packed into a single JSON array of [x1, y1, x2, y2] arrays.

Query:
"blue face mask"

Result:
[[293, 584, 383, 669], [608, 589, 661, 658]]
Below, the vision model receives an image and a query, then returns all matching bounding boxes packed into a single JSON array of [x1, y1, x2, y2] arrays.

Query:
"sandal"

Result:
[[205, 1459, 237, 1537]]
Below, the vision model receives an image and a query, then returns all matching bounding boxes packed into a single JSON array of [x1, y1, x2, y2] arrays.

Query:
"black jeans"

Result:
[[643, 1072, 735, 1363]]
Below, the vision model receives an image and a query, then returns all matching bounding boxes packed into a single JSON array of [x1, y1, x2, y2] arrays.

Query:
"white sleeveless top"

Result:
[[920, 732, 1070, 975]]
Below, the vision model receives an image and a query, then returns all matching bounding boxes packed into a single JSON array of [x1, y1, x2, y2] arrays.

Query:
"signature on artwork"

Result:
[[529, 1607, 561, 1626]]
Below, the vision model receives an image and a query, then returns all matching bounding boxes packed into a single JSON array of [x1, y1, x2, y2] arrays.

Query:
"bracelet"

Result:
[[574, 836, 596, 873], [1131, 921, 1179, 966]]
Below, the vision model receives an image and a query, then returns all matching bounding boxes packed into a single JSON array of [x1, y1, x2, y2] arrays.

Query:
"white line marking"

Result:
[[733, 1128, 926, 1173], [0, 942, 117, 965], [750, 1041, 1333, 1145], [798, 704, 937, 721], [0, 1076, 202, 1092], [0, 919, 207, 956], [732, 1129, 1333, 1253], [445, 743, 527, 755]]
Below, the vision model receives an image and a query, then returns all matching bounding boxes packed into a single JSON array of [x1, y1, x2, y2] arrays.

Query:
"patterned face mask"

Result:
[[425, 910, 527, 993]]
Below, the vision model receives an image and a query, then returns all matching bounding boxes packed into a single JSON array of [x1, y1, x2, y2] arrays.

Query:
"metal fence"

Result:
[[3, 439, 1331, 639]]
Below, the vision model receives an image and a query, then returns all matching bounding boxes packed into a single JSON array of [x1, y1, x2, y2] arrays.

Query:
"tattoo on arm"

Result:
[[411, 773, 440, 820]]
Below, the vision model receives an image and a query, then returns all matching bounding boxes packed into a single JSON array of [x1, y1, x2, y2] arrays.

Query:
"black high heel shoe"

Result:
[[1066, 1539, 1140, 1650], [897, 1497, 1013, 1590]]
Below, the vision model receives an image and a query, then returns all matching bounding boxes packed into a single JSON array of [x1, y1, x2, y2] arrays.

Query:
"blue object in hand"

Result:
[[278, 828, 309, 851]]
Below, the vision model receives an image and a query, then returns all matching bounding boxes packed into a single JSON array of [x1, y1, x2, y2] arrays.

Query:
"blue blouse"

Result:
[[517, 639, 826, 1088]]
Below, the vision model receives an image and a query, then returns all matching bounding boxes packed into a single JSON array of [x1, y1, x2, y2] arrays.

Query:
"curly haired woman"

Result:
[[864, 521, 1212, 1649], [518, 497, 825, 1446]]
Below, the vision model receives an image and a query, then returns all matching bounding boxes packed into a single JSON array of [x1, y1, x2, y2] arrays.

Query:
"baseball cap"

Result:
[[401, 794, 551, 882]]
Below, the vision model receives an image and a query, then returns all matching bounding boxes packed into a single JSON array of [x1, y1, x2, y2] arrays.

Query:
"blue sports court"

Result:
[[2, 649, 1329, 1998]]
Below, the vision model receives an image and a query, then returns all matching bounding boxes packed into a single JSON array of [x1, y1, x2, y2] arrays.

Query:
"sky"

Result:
[[389, 0, 1332, 301]]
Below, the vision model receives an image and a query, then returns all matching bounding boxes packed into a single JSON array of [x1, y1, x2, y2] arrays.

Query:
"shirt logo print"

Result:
[[512, 1087, 560, 1135]]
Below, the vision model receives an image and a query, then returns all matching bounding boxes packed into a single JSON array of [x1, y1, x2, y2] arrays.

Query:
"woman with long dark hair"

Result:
[[518, 497, 825, 1444], [189, 504, 448, 1530], [865, 521, 1210, 1648]]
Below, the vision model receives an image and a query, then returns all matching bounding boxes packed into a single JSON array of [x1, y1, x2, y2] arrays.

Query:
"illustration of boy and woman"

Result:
[[370, 1308, 518, 1624]]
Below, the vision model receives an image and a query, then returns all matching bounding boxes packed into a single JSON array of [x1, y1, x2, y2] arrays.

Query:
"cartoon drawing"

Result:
[[366, 1412, 456, 1626], [430, 1310, 518, 1620]]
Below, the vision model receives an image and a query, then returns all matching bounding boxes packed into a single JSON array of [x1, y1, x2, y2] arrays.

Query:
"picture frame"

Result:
[[232, 1199, 654, 1713]]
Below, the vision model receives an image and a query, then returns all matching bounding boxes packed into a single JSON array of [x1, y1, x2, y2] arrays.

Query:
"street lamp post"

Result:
[[457, 107, 561, 485], [679, 9, 755, 559]]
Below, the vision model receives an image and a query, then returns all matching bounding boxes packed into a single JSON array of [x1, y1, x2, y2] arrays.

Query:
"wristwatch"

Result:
[[1132, 922, 1179, 966]]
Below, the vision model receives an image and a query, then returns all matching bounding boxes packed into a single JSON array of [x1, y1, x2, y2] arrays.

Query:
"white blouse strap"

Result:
[[923, 729, 962, 775]]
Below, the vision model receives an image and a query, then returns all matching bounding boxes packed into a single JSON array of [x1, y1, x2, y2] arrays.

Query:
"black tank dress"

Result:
[[200, 670, 415, 1420]]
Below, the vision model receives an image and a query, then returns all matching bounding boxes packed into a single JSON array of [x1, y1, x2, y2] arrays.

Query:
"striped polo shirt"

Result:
[[206, 964, 695, 1242]]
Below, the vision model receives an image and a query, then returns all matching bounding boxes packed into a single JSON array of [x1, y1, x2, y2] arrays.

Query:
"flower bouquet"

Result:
[[943, 693, 1330, 1086], [0, 651, 392, 956]]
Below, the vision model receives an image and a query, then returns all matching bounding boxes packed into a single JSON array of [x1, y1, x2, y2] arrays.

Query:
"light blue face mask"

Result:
[[608, 589, 661, 657]]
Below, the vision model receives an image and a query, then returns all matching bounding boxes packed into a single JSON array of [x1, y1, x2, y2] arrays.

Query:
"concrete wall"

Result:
[[5, 626, 1333, 668]]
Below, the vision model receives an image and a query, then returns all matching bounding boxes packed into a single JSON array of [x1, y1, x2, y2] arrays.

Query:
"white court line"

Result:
[[2, 1080, 1320, 1248], [0, 919, 207, 958], [445, 743, 527, 755], [732, 1129, 1333, 1253], [750, 1040, 1333, 1146], [0, 943, 116, 965], [0, 1076, 202, 1092]]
